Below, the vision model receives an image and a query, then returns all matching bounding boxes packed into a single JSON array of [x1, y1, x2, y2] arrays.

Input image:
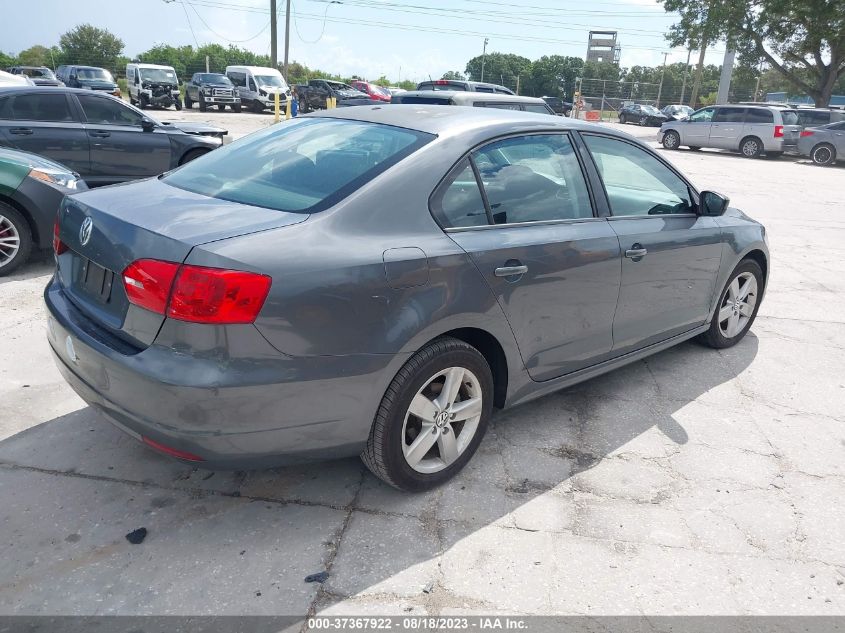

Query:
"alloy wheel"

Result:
[[812, 145, 834, 165], [717, 271, 758, 339], [401, 366, 483, 474], [0, 215, 21, 269], [742, 139, 760, 157]]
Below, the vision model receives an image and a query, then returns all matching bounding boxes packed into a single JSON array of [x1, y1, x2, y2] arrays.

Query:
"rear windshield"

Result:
[[164, 118, 433, 213], [418, 82, 467, 91], [393, 95, 453, 105], [781, 110, 799, 125]]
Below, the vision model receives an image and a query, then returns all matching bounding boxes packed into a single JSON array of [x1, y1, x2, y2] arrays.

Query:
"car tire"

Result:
[[138, 95, 148, 109], [174, 99, 182, 111], [252, 101, 264, 114], [810, 143, 836, 166], [199, 99, 207, 112], [662, 130, 681, 150], [619, 114, 626, 124], [179, 148, 210, 166], [0, 203, 33, 276], [233, 103, 242, 113], [184, 93, 192, 109], [740, 136, 763, 158], [698, 259, 764, 349], [361, 337, 494, 491], [639, 117, 647, 126]]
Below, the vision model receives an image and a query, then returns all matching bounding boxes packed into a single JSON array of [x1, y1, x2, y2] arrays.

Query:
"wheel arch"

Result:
[[178, 147, 211, 166], [438, 327, 509, 409], [741, 248, 768, 285]]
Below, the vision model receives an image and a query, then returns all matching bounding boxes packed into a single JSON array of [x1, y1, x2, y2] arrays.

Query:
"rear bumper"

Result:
[[45, 278, 401, 469]]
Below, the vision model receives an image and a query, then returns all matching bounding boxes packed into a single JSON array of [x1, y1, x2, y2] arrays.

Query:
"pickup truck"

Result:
[[295, 79, 378, 113], [184, 73, 242, 112]]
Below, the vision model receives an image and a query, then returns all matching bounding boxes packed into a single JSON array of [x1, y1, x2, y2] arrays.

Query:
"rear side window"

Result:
[[431, 159, 489, 228], [795, 111, 830, 126], [713, 107, 746, 123], [8, 94, 74, 122], [473, 134, 592, 224], [164, 118, 433, 214], [829, 121, 845, 130], [745, 109, 774, 123]]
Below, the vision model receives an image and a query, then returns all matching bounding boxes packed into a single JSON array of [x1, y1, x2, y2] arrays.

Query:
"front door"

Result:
[[680, 106, 715, 147], [76, 93, 171, 184], [581, 133, 723, 353], [709, 106, 747, 149], [0, 92, 90, 176], [439, 133, 622, 381]]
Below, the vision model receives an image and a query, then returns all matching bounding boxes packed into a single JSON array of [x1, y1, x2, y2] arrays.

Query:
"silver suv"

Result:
[[659, 105, 801, 157]]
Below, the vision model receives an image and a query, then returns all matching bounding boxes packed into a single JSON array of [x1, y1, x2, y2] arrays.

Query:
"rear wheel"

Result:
[[179, 148, 209, 166], [699, 260, 763, 349], [0, 203, 32, 276], [662, 130, 681, 150], [740, 136, 763, 158], [811, 143, 836, 166], [361, 337, 493, 491]]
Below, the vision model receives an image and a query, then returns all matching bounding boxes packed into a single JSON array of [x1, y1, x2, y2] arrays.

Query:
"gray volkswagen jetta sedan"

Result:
[[47, 105, 768, 491]]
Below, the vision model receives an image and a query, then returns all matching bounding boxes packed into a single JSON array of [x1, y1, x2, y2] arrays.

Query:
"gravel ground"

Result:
[[1, 111, 844, 618]]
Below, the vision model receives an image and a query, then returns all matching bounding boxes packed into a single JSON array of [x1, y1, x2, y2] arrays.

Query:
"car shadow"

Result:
[[656, 146, 802, 162], [0, 252, 53, 286], [0, 334, 759, 614]]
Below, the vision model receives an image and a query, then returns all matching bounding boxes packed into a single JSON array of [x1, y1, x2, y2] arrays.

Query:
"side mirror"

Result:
[[700, 190, 729, 216], [141, 118, 156, 132]]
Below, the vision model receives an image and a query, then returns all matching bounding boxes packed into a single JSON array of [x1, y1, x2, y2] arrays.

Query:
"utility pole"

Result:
[[283, 0, 291, 80], [480, 38, 489, 82], [679, 47, 692, 104], [270, 0, 278, 68], [715, 46, 736, 104], [656, 52, 669, 107]]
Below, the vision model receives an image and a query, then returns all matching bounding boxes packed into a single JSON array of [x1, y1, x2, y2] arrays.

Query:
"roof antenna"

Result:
[[429, 74, 433, 81]]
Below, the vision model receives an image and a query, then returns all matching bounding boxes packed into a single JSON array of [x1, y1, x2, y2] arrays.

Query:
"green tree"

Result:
[[18, 45, 52, 67], [0, 51, 18, 68], [59, 24, 124, 70], [660, 0, 845, 106], [441, 70, 466, 81], [528, 55, 584, 97], [465, 52, 532, 90], [583, 61, 622, 81]]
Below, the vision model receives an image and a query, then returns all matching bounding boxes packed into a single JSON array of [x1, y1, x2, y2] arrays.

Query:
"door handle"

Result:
[[625, 245, 648, 260], [89, 131, 111, 138], [494, 265, 528, 277], [9, 128, 33, 135]]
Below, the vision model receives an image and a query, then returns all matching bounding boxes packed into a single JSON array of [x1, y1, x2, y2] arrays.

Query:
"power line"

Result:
[[171, 0, 272, 42]]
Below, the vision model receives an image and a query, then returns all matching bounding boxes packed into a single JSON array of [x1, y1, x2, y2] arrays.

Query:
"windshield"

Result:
[[255, 74, 287, 89], [164, 118, 433, 214], [22, 68, 56, 79], [140, 68, 177, 83], [76, 68, 113, 81], [642, 105, 661, 114], [196, 73, 231, 85]]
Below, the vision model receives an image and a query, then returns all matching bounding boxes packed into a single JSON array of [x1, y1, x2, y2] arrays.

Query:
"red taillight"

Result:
[[800, 130, 814, 137], [53, 217, 67, 255], [435, 79, 448, 85], [168, 265, 271, 324], [121, 259, 271, 324], [142, 436, 204, 461], [123, 259, 180, 314], [774, 125, 784, 138]]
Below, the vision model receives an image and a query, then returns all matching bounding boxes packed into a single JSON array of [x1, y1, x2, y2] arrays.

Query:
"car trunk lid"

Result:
[[55, 177, 307, 349]]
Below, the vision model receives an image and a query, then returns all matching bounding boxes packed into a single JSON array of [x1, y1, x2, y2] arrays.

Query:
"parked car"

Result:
[[392, 91, 555, 115], [56, 65, 121, 97], [8, 66, 64, 87], [350, 80, 392, 103], [126, 63, 181, 110], [415, 79, 514, 94], [618, 103, 668, 126], [797, 120, 845, 165], [226, 66, 290, 113], [659, 104, 802, 158], [0, 87, 225, 186], [296, 79, 375, 113], [542, 96, 573, 116], [183, 73, 241, 112], [47, 105, 768, 491], [0, 70, 32, 86], [662, 104, 694, 120], [0, 147, 86, 274], [790, 107, 845, 128]]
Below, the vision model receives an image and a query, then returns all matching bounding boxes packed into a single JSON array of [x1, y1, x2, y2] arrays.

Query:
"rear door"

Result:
[[0, 91, 90, 175], [76, 93, 172, 184], [581, 133, 722, 353], [709, 106, 747, 149], [831, 121, 845, 155], [437, 133, 622, 380], [679, 107, 714, 147]]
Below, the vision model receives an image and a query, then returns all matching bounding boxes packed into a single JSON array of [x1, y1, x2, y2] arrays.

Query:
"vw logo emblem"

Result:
[[79, 217, 93, 246]]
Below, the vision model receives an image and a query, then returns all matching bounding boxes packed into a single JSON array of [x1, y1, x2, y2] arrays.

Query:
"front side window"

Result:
[[164, 118, 433, 213], [431, 159, 488, 228], [689, 107, 715, 123], [472, 134, 592, 224], [78, 95, 143, 126], [9, 93, 73, 122], [583, 134, 693, 217], [228, 72, 245, 87]]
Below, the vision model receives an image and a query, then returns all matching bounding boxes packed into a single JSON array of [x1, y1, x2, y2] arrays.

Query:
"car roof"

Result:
[[0, 86, 122, 97], [398, 90, 546, 104], [308, 103, 618, 137]]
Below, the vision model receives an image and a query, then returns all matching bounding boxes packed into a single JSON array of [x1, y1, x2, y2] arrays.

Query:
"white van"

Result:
[[225, 66, 291, 113], [126, 63, 181, 110]]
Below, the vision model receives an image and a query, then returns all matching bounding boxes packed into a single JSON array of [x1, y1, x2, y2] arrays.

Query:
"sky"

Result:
[[5, 0, 729, 83]]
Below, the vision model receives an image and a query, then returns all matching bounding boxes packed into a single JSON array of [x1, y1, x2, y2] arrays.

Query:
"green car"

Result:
[[0, 147, 87, 275]]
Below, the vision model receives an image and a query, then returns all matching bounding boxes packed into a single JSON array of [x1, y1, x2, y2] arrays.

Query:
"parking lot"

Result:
[[2, 110, 844, 618]]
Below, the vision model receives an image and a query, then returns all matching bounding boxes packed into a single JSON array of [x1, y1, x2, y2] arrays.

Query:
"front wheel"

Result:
[[174, 99, 182, 111], [619, 114, 626, 124], [184, 93, 192, 109], [361, 337, 494, 491], [699, 260, 763, 349], [662, 130, 681, 150], [233, 103, 242, 113], [0, 203, 33, 276], [138, 95, 148, 109]]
